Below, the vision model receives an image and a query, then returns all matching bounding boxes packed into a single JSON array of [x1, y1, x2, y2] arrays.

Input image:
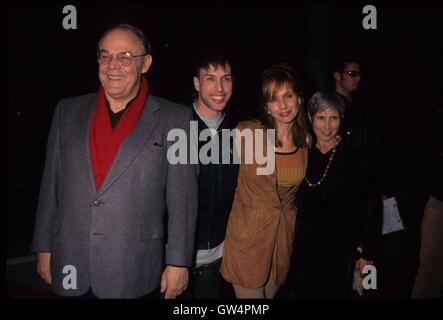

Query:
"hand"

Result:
[[160, 266, 188, 299], [37, 252, 52, 284], [355, 258, 374, 276]]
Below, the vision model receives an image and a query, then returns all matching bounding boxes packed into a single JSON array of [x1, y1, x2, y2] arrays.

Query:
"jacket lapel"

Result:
[[97, 95, 160, 196], [77, 94, 99, 195]]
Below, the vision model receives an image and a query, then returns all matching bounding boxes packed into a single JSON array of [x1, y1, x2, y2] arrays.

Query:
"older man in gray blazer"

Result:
[[31, 24, 198, 299]]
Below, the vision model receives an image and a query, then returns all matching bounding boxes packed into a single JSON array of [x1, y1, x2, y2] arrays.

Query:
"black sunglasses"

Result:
[[344, 70, 362, 78]]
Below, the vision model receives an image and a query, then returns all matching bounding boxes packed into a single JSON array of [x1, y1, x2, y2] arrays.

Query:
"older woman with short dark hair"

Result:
[[289, 90, 374, 298]]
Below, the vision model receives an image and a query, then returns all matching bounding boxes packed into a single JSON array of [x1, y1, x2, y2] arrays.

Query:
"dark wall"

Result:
[[5, 1, 311, 185], [4, 1, 443, 259]]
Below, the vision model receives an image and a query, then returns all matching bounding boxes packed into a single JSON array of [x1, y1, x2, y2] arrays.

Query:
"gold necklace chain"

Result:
[[304, 137, 341, 188]]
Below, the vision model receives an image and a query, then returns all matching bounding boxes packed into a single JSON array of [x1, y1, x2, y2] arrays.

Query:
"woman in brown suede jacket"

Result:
[[220, 64, 310, 298]]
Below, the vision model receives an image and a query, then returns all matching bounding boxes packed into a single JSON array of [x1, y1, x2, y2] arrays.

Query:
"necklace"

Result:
[[304, 136, 341, 188]]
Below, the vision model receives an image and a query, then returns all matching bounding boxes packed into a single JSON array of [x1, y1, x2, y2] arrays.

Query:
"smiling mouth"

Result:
[[107, 75, 124, 80], [279, 111, 291, 117], [211, 95, 225, 103]]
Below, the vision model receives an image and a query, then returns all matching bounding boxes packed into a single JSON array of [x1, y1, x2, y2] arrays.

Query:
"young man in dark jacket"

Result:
[[184, 47, 239, 299]]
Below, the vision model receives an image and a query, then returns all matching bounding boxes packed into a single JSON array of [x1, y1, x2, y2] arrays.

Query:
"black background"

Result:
[[5, 1, 442, 185], [4, 0, 443, 300]]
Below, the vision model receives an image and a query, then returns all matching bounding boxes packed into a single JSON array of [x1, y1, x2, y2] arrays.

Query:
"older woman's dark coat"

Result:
[[290, 136, 368, 298]]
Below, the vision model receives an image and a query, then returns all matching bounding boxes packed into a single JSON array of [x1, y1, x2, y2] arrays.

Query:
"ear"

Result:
[[193, 76, 200, 92], [333, 71, 341, 82], [141, 55, 153, 74]]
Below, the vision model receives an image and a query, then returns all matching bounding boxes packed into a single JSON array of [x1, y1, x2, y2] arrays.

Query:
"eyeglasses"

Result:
[[344, 70, 362, 78], [97, 50, 149, 67]]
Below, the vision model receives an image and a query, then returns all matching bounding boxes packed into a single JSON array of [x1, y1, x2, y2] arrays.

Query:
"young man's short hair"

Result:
[[193, 46, 233, 78]]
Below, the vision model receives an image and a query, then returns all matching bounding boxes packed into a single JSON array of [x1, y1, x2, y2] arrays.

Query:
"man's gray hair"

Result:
[[307, 90, 346, 118], [97, 24, 151, 55]]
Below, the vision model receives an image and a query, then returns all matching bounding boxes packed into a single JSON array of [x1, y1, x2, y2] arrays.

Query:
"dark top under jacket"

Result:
[[291, 137, 369, 298], [192, 108, 239, 252]]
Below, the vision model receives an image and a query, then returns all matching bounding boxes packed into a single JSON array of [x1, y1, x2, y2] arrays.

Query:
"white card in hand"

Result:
[[382, 197, 405, 235]]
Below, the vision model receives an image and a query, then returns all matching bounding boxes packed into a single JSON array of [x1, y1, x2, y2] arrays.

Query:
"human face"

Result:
[[311, 107, 341, 145], [193, 64, 233, 118], [98, 29, 152, 105], [337, 62, 361, 95], [266, 84, 299, 126]]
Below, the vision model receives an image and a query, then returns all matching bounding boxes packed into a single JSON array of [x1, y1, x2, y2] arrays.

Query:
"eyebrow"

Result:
[[275, 89, 295, 96], [99, 49, 133, 54], [202, 73, 232, 77]]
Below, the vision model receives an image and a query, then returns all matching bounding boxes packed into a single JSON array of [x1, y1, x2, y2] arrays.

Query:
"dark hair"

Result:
[[332, 56, 360, 74], [307, 90, 346, 119], [259, 63, 310, 148], [98, 24, 151, 55], [193, 46, 233, 78]]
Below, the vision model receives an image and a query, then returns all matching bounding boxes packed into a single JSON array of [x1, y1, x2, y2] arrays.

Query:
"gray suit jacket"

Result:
[[31, 93, 198, 298]]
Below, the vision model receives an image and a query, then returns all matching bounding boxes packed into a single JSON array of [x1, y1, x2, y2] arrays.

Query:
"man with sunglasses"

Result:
[[31, 24, 198, 299], [334, 61, 362, 105], [332, 58, 369, 156], [333, 58, 381, 295]]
